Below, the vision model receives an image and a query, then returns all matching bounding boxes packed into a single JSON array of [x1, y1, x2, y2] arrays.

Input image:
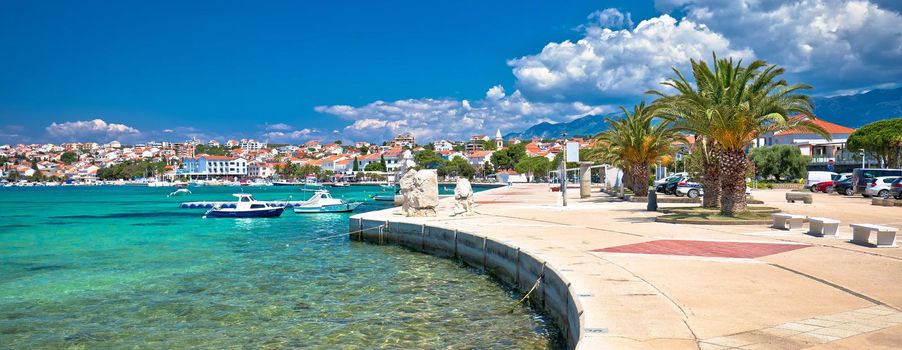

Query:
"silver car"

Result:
[[865, 176, 902, 198]]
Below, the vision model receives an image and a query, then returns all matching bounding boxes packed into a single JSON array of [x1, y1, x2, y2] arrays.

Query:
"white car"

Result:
[[865, 176, 902, 198], [654, 172, 687, 187], [676, 183, 753, 198]]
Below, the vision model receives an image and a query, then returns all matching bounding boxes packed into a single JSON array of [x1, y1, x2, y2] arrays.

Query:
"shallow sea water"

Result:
[[0, 185, 562, 349]]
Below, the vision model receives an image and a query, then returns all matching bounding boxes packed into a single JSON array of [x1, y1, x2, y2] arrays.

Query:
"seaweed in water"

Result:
[[25, 265, 67, 272]]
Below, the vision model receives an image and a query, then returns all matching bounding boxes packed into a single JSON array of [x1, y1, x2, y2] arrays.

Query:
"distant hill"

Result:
[[812, 87, 902, 127], [505, 87, 902, 139], [505, 113, 613, 140]]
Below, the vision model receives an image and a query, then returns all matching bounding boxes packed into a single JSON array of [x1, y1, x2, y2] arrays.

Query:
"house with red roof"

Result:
[[755, 116, 856, 170]]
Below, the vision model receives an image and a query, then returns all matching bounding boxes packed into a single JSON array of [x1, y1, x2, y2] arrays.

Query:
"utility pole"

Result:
[[561, 132, 567, 207]]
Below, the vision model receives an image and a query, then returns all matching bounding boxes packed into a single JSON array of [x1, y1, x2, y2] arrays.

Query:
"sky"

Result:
[[1, 0, 901, 144]]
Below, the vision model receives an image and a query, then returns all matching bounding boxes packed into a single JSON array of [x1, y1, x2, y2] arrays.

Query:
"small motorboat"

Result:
[[167, 188, 192, 197], [293, 190, 362, 213], [204, 194, 285, 218], [331, 182, 350, 187]]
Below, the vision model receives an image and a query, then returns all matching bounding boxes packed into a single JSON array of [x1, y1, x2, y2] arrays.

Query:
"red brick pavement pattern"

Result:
[[592, 240, 811, 259]]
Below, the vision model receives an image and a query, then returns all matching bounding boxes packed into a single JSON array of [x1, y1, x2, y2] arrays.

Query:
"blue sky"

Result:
[[1, 0, 900, 144]]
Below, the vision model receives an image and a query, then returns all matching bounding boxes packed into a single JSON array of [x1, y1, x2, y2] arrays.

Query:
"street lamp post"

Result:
[[561, 132, 567, 207], [860, 149, 866, 169]]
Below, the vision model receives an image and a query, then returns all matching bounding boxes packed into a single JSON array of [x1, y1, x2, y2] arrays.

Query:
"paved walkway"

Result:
[[354, 184, 902, 349]]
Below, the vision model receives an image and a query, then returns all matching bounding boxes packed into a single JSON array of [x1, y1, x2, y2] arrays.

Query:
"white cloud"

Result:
[[656, 0, 902, 93], [45, 119, 141, 142], [509, 11, 754, 101], [262, 128, 316, 142], [264, 123, 293, 131], [315, 86, 614, 142]]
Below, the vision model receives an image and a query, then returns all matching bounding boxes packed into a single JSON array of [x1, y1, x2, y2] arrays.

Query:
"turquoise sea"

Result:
[[0, 185, 561, 349]]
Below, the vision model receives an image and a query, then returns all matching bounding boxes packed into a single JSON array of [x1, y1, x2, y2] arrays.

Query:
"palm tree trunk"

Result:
[[631, 163, 649, 197], [701, 154, 721, 208], [719, 149, 749, 214]]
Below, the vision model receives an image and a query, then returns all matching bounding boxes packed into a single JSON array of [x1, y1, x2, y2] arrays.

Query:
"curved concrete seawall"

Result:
[[348, 217, 584, 349]]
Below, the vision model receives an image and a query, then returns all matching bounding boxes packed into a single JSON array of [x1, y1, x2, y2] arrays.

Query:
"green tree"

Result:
[[515, 156, 551, 182], [414, 150, 447, 169], [482, 140, 497, 151], [358, 146, 369, 155], [847, 118, 902, 168], [379, 154, 387, 171], [651, 54, 828, 214], [60, 151, 78, 164], [490, 151, 513, 170], [364, 161, 386, 172], [596, 102, 683, 196], [352, 157, 360, 171], [438, 156, 475, 179], [749, 145, 810, 181]]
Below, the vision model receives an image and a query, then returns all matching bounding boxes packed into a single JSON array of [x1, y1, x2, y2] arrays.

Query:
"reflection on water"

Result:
[[0, 185, 562, 349]]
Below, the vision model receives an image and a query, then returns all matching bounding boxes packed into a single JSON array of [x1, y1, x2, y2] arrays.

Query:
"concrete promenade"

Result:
[[352, 184, 902, 349]]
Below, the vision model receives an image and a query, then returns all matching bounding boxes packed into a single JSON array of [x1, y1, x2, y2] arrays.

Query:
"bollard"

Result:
[[647, 187, 658, 211]]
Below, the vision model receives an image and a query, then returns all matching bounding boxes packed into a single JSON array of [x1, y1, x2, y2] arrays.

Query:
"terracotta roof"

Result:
[[775, 116, 854, 136], [466, 150, 493, 158]]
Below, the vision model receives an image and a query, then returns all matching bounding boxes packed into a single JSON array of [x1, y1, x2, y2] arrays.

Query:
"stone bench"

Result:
[[773, 213, 806, 230], [786, 192, 813, 204], [850, 224, 898, 248], [807, 217, 840, 236]]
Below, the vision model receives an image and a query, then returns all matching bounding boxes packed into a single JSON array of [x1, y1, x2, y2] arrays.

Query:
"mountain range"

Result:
[[506, 87, 902, 139]]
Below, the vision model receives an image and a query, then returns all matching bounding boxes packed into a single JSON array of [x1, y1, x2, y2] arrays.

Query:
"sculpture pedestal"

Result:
[[579, 162, 593, 198]]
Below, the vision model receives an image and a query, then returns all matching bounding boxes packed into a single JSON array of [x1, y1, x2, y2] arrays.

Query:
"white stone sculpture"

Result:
[[454, 178, 474, 216], [399, 169, 439, 217]]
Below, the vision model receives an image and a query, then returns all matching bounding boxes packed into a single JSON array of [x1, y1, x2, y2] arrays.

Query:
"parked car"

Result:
[[656, 175, 687, 195], [676, 182, 703, 198], [811, 173, 852, 193], [805, 171, 837, 190], [654, 172, 687, 187], [675, 183, 752, 198], [852, 168, 902, 195], [864, 176, 902, 198], [890, 178, 902, 199], [834, 178, 855, 196]]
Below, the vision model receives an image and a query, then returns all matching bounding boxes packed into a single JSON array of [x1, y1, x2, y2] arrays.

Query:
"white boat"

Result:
[[168, 188, 192, 197], [293, 190, 362, 213], [204, 194, 285, 218], [331, 182, 350, 187], [147, 181, 173, 187]]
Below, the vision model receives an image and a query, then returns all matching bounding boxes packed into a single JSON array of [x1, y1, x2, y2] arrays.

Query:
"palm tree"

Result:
[[650, 54, 828, 214], [596, 102, 683, 197]]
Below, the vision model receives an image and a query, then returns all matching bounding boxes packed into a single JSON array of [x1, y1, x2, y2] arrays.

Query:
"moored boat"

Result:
[[204, 194, 285, 218], [168, 188, 192, 197], [292, 190, 362, 213]]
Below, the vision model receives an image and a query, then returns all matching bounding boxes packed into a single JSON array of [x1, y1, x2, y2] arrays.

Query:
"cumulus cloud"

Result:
[[509, 10, 754, 102], [315, 86, 613, 142], [656, 0, 902, 93], [45, 119, 142, 142], [262, 128, 317, 142]]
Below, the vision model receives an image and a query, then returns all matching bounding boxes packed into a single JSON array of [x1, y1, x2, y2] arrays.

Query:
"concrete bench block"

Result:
[[773, 213, 806, 230], [808, 217, 840, 236], [850, 224, 898, 248], [786, 192, 813, 204]]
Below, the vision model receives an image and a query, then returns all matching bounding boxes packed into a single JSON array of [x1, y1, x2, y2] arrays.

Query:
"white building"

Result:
[[240, 139, 267, 151], [248, 161, 276, 178], [179, 156, 248, 178], [434, 140, 454, 152]]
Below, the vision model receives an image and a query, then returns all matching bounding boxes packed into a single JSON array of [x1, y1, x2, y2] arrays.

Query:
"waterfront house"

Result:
[[465, 150, 494, 167], [179, 156, 248, 178], [753, 117, 856, 171]]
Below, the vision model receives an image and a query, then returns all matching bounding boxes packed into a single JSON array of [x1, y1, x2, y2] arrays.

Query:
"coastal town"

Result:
[[0, 129, 603, 185], [0, 115, 869, 187]]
